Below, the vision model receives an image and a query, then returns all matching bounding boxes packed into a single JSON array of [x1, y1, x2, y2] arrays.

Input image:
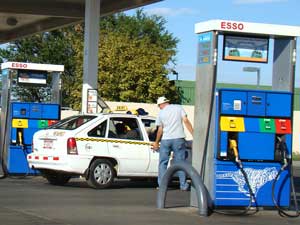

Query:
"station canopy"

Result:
[[0, 0, 161, 44]]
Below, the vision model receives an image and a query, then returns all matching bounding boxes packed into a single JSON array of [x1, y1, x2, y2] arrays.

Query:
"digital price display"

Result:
[[17, 70, 47, 86], [223, 35, 269, 63]]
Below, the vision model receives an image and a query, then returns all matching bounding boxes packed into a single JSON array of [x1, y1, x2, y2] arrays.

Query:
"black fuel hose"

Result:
[[272, 161, 299, 218], [214, 160, 259, 216]]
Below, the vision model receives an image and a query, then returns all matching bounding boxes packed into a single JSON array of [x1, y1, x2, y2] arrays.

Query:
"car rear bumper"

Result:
[[27, 153, 91, 174]]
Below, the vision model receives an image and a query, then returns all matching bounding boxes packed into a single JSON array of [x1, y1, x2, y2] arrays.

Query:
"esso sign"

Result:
[[11, 62, 28, 69], [220, 21, 244, 31]]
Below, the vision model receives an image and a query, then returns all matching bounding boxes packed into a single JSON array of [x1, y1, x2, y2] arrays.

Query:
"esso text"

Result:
[[220, 21, 244, 31], [11, 62, 28, 69]]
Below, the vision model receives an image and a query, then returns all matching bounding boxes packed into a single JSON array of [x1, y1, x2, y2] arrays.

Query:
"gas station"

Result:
[[0, 0, 300, 221]]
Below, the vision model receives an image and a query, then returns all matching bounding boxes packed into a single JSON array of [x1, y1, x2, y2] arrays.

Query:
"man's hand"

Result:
[[152, 126, 162, 151], [151, 142, 160, 151]]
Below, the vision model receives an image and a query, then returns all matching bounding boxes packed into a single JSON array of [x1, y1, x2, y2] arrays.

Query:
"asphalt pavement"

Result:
[[0, 163, 299, 225]]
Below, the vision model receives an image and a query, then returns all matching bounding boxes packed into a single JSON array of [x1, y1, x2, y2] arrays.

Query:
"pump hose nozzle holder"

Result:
[[272, 137, 299, 218]]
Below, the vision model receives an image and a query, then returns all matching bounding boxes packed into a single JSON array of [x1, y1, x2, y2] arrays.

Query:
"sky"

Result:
[[129, 0, 300, 86]]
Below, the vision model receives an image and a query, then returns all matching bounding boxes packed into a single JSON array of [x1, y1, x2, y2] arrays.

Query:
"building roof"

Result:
[[0, 0, 161, 44]]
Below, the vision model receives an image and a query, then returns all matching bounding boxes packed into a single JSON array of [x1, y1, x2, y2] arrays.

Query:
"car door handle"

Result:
[[112, 144, 120, 148]]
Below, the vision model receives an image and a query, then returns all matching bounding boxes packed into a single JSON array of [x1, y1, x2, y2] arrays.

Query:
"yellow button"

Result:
[[220, 116, 245, 132], [12, 119, 28, 128]]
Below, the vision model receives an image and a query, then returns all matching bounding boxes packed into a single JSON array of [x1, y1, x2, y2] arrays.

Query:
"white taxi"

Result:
[[27, 113, 160, 189]]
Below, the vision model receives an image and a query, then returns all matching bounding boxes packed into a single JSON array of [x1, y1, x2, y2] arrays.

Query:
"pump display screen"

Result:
[[223, 35, 269, 63], [17, 70, 47, 86]]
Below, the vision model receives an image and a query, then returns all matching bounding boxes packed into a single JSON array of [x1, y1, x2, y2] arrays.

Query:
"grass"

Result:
[[292, 152, 300, 161]]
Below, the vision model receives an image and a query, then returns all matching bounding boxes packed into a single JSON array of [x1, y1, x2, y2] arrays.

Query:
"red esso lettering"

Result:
[[220, 22, 244, 31], [12, 62, 27, 69], [221, 21, 226, 29], [238, 23, 244, 30]]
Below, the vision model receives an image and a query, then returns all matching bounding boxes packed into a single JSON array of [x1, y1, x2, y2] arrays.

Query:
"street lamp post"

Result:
[[243, 66, 261, 88], [171, 69, 179, 81]]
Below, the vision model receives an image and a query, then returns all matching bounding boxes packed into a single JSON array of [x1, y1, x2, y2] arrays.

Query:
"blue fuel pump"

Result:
[[192, 20, 300, 217], [215, 89, 292, 207], [0, 62, 64, 176]]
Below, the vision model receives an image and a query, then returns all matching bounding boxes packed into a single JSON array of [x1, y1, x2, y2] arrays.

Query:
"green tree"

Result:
[[69, 10, 180, 109]]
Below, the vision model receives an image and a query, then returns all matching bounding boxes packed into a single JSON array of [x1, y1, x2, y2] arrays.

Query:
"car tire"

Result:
[[43, 171, 71, 186], [87, 159, 115, 189]]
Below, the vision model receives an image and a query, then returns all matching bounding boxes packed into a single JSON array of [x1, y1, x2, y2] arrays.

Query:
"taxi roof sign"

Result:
[[195, 19, 300, 37]]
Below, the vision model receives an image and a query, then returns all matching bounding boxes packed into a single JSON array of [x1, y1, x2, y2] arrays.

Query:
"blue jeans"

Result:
[[158, 138, 189, 190]]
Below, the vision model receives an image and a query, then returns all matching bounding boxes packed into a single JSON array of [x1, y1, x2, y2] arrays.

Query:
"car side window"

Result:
[[109, 117, 143, 141], [88, 120, 107, 138], [142, 119, 157, 141], [108, 119, 118, 138]]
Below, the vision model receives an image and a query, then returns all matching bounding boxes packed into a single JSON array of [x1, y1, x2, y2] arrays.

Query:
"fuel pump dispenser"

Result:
[[0, 62, 64, 176], [192, 20, 300, 216]]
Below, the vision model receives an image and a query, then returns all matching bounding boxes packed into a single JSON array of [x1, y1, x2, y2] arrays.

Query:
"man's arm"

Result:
[[152, 126, 163, 151], [183, 116, 193, 136]]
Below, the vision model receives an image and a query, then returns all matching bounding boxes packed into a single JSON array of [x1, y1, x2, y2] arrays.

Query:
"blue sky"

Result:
[[133, 0, 300, 86]]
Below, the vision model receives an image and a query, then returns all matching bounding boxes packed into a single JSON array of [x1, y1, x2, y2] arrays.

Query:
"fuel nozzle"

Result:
[[18, 130, 23, 146], [229, 139, 241, 165], [276, 136, 289, 169]]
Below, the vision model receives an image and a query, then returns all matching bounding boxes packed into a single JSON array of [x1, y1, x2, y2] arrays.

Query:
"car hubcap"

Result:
[[94, 163, 112, 184]]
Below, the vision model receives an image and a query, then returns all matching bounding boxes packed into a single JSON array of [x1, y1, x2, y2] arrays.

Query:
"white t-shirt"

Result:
[[155, 104, 187, 140]]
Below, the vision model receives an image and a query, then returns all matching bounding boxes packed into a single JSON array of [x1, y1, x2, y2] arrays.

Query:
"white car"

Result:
[[28, 113, 162, 188]]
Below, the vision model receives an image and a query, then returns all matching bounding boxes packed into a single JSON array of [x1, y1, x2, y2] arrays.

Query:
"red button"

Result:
[[275, 119, 291, 134]]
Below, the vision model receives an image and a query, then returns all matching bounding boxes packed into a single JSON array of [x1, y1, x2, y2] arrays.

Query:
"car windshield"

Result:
[[49, 115, 97, 130]]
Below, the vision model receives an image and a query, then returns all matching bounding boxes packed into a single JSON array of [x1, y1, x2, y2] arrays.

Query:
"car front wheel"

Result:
[[87, 159, 115, 189]]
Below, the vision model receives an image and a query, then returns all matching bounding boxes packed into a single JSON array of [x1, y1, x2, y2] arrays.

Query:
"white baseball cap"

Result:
[[157, 96, 169, 105]]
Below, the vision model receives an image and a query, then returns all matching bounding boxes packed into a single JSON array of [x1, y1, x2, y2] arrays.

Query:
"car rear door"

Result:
[[75, 119, 109, 157], [107, 116, 150, 174]]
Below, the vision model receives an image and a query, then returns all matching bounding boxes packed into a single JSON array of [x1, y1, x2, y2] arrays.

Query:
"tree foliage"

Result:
[[0, 9, 180, 110]]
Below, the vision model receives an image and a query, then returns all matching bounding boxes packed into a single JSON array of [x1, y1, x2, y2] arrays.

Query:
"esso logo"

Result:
[[220, 21, 244, 31], [11, 62, 28, 69]]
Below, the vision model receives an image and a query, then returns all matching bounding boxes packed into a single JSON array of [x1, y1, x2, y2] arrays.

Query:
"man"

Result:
[[152, 96, 193, 190]]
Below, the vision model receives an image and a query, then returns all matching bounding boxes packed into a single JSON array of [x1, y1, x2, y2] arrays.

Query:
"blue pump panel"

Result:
[[23, 128, 39, 145], [244, 117, 260, 132], [247, 91, 266, 116], [238, 132, 275, 160], [266, 93, 291, 117], [11, 128, 17, 144], [285, 134, 293, 156], [215, 88, 293, 208], [12, 103, 30, 118], [28, 119, 39, 128], [7, 146, 36, 174], [219, 132, 228, 158], [220, 90, 247, 115], [29, 104, 42, 119], [214, 161, 290, 207], [7, 102, 60, 174], [42, 104, 60, 119]]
